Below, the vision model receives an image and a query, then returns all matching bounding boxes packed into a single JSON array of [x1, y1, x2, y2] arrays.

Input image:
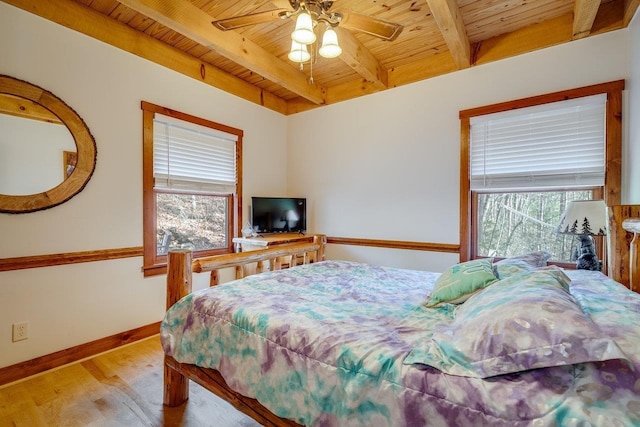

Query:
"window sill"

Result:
[[143, 263, 167, 277]]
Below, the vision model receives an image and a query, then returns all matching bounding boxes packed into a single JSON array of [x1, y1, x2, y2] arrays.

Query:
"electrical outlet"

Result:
[[12, 322, 28, 342]]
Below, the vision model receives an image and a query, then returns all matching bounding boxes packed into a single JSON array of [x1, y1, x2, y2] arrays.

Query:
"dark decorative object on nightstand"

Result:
[[573, 235, 601, 271], [557, 200, 607, 271]]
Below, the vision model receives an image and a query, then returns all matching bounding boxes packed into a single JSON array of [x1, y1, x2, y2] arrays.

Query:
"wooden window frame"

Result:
[[141, 101, 243, 276], [459, 80, 624, 263]]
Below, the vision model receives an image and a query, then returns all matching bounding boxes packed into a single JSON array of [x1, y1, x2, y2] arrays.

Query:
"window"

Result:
[[460, 81, 624, 265], [475, 190, 597, 262], [142, 102, 243, 276]]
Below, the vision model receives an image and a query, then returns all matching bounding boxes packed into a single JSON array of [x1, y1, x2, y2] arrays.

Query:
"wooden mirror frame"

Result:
[[0, 75, 97, 213]]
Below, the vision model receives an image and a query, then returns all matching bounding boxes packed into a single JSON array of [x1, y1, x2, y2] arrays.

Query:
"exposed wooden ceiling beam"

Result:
[[424, 0, 471, 69], [2, 0, 631, 116], [270, 0, 388, 89], [624, 0, 640, 25], [590, 0, 625, 34], [334, 28, 388, 90], [118, 0, 326, 105], [573, 0, 602, 39], [2, 0, 288, 114], [474, 14, 573, 65], [289, 3, 628, 114], [393, 7, 624, 88]]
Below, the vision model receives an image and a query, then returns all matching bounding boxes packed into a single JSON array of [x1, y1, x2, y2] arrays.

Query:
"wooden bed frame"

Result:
[[162, 208, 640, 426], [622, 217, 640, 292], [163, 235, 326, 426], [608, 205, 640, 290]]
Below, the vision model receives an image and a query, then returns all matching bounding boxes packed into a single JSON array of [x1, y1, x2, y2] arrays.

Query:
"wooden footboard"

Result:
[[165, 355, 301, 427], [162, 235, 324, 426]]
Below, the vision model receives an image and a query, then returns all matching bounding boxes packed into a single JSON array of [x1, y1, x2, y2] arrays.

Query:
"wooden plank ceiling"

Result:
[[4, 0, 638, 115]]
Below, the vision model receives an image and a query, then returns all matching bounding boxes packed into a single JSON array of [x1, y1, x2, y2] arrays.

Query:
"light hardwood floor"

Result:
[[0, 336, 262, 426]]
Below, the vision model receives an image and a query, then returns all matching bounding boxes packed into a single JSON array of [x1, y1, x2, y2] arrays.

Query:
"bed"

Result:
[[161, 217, 640, 426]]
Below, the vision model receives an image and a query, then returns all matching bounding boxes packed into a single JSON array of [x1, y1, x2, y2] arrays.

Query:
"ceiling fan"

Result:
[[212, 1, 404, 42]]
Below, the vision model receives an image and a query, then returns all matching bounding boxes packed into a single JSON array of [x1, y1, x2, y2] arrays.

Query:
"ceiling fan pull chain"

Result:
[[309, 42, 315, 84]]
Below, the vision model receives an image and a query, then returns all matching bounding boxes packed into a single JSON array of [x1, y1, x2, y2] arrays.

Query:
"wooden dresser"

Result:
[[231, 233, 325, 273], [232, 233, 316, 253]]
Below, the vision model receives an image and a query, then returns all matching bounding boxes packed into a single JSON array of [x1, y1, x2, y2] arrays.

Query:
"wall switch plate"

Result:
[[12, 322, 28, 342]]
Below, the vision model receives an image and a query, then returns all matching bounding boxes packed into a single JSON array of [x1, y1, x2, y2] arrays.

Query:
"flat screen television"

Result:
[[251, 197, 307, 234]]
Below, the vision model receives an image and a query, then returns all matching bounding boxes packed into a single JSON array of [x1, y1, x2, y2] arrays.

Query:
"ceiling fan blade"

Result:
[[340, 11, 403, 41], [212, 9, 288, 31]]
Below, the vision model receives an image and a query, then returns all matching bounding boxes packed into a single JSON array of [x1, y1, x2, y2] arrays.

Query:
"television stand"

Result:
[[232, 232, 314, 253]]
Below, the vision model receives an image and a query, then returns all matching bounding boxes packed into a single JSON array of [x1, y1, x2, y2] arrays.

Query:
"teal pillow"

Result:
[[493, 251, 552, 279], [493, 258, 536, 280], [425, 258, 497, 307]]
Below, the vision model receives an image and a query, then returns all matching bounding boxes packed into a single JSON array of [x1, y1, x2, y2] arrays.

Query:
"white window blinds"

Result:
[[153, 114, 238, 193], [470, 94, 606, 191]]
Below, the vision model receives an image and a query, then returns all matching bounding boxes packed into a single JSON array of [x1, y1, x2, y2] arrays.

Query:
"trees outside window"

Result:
[[142, 102, 243, 276], [476, 190, 594, 262]]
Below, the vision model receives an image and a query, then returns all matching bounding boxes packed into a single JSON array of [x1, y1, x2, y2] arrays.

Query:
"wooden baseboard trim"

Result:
[[326, 236, 460, 253], [0, 246, 144, 272], [0, 321, 161, 387]]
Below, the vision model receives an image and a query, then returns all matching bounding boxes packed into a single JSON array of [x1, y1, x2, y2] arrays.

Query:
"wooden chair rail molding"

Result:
[[0, 238, 458, 272], [326, 237, 460, 254], [0, 247, 144, 271]]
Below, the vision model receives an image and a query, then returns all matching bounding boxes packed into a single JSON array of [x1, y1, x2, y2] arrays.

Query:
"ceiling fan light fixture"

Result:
[[319, 27, 341, 58], [291, 12, 316, 44], [288, 40, 311, 63]]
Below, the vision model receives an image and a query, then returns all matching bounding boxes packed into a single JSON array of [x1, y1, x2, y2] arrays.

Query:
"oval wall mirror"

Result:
[[0, 75, 97, 213]]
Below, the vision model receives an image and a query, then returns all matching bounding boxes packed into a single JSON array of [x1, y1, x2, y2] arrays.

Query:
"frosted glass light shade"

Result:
[[319, 27, 341, 58], [291, 12, 316, 44], [288, 40, 310, 63]]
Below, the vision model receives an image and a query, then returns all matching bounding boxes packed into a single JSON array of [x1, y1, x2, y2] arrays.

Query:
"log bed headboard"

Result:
[[608, 205, 640, 291], [621, 218, 640, 292]]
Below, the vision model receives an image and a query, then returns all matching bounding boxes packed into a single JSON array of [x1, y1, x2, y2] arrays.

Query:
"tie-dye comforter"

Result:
[[160, 260, 640, 426]]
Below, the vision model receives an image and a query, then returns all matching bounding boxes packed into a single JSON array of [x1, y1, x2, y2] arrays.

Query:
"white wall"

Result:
[[0, 3, 287, 368], [628, 11, 640, 202], [0, 1, 636, 369], [289, 29, 632, 270]]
